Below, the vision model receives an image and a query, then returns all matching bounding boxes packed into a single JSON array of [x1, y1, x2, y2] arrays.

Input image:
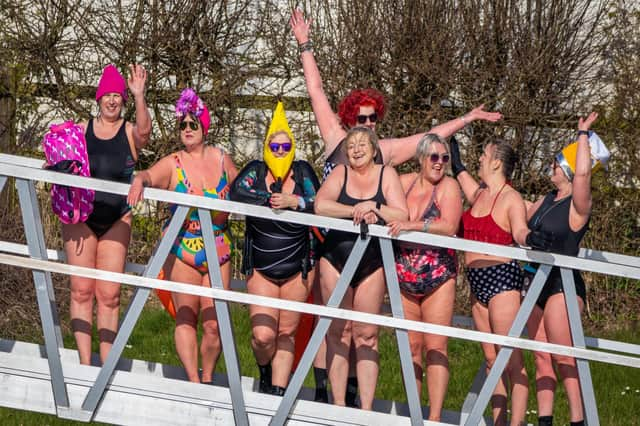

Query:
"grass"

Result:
[[1, 304, 639, 425]]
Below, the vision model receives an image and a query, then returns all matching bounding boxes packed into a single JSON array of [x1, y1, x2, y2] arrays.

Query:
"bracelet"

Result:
[[299, 41, 313, 54], [577, 130, 590, 137], [460, 115, 468, 125]]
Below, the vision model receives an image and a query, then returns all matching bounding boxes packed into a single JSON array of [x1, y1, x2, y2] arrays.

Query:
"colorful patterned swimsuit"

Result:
[[165, 151, 232, 274], [394, 178, 457, 300]]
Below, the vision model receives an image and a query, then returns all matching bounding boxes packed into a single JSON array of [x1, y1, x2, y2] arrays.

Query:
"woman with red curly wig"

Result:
[[290, 9, 502, 181], [290, 8, 503, 407]]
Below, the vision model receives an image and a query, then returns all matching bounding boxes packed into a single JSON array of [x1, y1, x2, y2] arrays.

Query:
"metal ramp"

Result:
[[0, 339, 465, 425], [1, 153, 639, 425]]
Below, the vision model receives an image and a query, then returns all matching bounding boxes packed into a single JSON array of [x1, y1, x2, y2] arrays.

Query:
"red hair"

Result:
[[337, 88, 386, 128]]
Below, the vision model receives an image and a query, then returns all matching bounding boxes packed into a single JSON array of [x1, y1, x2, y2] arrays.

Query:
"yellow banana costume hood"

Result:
[[263, 101, 295, 188]]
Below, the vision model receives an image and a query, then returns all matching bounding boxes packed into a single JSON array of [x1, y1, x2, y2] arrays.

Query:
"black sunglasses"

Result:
[[180, 120, 199, 131], [428, 153, 450, 163], [356, 113, 378, 124]]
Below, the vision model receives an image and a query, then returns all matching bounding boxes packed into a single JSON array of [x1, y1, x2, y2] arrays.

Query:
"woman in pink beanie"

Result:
[[62, 63, 152, 365]]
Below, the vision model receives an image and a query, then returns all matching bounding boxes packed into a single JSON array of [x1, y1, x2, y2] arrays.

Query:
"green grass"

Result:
[[2, 305, 639, 425]]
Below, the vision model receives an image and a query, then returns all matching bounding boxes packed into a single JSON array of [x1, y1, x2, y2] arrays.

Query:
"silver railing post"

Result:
[[464, 263, 553, 425], [270, 235, 371, 426], [199, 209, 249, 426], [15, 178, 69, 410], [560, 268, 600, 426], [379, 238, 423, 425], [80, 206, 189, 419]]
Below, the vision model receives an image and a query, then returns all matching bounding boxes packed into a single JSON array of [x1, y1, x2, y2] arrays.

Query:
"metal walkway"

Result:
[[1, 153, 639, 425]]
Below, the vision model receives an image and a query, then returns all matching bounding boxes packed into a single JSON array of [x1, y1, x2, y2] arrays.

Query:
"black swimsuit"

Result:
[[230, 160, 320, 282], [84, 119, 135, 237], [321, 165, 387, 288], [526, 191, 589, 309]]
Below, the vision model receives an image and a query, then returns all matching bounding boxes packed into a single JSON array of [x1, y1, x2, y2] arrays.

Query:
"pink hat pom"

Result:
[[95, 64, 128, 102]]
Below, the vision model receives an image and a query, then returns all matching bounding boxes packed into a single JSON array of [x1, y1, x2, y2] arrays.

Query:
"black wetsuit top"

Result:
[[85, 119, 135, 237], [229, 160, 320, 281], [323, 138, 383, 180], [321, 165, 387, 287], [527, 190, 589, 308]]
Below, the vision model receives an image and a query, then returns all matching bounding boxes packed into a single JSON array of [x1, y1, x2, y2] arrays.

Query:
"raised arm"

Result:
[[290, 9, 346, 155], [572, 112, 598, 218], [379, 104, 502, 166], [125, 64, 152, 150], [449, 135, 482, 203], [506, 191, 532, 246]]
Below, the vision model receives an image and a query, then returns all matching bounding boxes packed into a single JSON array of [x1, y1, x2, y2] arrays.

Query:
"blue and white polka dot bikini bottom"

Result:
[[467, 260, 523, 306]]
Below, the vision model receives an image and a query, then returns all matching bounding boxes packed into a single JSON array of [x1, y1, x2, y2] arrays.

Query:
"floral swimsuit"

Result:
[[394, 180, 457, 300]]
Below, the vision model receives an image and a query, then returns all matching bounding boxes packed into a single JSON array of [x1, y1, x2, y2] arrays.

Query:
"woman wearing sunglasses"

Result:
[[525, 113, 605, 426], [290, 8, 503, 182], [229, 102, 320, 395], [290, 8, 501, 403], [127, 88, 238, 383], [387, 134, 462, 421], [315, 126, 408, 410]]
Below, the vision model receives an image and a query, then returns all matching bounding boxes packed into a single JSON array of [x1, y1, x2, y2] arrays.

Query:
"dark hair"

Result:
[[337, 88, 386, 128], [489, 139, 518, 180]]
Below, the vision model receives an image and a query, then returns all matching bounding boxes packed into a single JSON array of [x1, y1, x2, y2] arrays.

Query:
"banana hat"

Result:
[[263, 101, 295, 182]]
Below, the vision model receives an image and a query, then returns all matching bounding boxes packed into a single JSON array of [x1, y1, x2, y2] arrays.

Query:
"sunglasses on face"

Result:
[[180, 120, 199, 131], [356, 113, 378, 124], [268, 142, 293, 153], [428, 153, 450, 163]]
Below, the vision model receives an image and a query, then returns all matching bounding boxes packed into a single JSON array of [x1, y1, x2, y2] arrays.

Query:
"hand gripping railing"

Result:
[[1, 153, 639, 426]]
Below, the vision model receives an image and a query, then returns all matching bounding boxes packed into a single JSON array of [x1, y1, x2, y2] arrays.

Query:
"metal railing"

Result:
[[1, 153, 638, 426]]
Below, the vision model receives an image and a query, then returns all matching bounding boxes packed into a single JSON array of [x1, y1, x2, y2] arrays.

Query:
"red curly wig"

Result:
[[337, 88, 386, 129]]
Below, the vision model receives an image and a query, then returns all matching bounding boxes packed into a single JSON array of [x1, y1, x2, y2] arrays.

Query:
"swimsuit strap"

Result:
[[407, 175, 439, 219], [489, 182, 508, 214]]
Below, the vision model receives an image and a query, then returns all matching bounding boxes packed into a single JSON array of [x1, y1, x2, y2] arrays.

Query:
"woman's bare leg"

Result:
[[319, 258, 352, 406], [488, 290, 528, 426], [351, 268, 386, 410], [544, 293, 585, 423], [94, 215, 131, 363], [272, 270, 312, 388], [472, 297, 508, 426], [527, 305, 556, 419], [421, 278, 455, 421], [63, 223, 98, 365], [199, 261, 231, 383], [167, 255, 205, 382]]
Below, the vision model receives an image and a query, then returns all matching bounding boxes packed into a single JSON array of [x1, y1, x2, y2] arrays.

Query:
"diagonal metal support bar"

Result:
[[559, 268, 599, 426], [81, 205, 190, 416], [460, 361, 487, 425], [379, 238, 423, 425], [0, 176, 7, 194], [199, 209, 249, 426], [269, 235, 371, 426], [15, 179, 69, 409], [464, 263, 553, 426]]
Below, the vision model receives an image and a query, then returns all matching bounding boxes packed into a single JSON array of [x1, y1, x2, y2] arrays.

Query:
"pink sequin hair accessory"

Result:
[[175, 88, 211, 135], [95, 64, 128, 102]]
